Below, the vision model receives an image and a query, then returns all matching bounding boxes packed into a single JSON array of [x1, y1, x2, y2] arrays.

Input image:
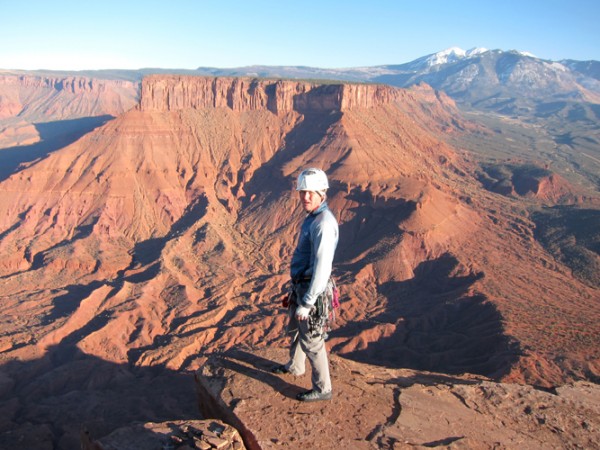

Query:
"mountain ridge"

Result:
[[2, 46, 598, 85]]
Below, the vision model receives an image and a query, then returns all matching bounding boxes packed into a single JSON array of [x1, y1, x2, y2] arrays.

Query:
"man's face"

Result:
[[298, 190, 323, 213]]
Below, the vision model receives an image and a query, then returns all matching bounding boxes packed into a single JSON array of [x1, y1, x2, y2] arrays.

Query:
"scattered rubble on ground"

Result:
[[81, 419, 245, 450]]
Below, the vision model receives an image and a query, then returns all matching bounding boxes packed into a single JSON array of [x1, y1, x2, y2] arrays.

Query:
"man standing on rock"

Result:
[[272, 168, 339, 402]]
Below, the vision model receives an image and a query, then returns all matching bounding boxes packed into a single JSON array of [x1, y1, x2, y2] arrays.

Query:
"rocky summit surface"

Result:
[[194, 347, 599, 450]]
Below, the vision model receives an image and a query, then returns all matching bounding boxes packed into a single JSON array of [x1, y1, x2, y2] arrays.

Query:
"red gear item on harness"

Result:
[[332, 285, 340, 309], [282, 291, 291, 308]]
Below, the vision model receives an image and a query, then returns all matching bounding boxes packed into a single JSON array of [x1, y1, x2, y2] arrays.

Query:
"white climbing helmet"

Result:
[[296, 168, 329, 192]]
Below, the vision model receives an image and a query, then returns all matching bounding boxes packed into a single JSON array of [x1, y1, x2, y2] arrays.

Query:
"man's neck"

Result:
[[308, 200, 326, 215]]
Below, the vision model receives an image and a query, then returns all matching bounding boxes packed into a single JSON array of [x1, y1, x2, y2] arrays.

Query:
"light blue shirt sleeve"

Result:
[[302, 209, 338, 307]]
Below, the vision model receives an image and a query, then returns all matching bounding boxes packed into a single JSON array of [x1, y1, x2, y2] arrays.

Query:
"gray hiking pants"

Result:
[[285, 291, 332, 394]]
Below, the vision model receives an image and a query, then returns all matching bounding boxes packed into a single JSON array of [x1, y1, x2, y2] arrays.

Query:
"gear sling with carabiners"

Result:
[[284, 277, 339, 339]]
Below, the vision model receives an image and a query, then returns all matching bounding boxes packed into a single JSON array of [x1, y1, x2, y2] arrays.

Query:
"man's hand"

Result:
[[295, 305, 312, 320]]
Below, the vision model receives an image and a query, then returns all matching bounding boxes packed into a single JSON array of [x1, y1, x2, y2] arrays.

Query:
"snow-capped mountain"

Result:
[[375, 48, 589, 92], [403, 47, 489, 70], [361, 48, 600, 118]]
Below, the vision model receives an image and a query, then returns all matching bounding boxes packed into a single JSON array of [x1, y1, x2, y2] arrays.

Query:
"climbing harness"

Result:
[[286, 278, 340, 338]]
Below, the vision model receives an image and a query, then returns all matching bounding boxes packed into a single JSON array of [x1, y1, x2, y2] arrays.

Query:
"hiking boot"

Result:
[[271, 364, 290, 375], [296, 389, 332, 402]]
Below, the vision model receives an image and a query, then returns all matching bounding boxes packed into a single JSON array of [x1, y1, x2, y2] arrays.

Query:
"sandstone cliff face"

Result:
[[0, 74, 134, 94], [139, 75, 399, 114], [0, 73, 139, 151], [0, 74, 138, 123]]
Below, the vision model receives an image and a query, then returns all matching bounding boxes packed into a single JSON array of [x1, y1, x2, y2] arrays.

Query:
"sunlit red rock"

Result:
[[0, 75, 597, 448]]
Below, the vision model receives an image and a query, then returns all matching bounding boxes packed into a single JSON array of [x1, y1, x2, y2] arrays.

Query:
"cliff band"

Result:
[[139, 75, 399, 114]]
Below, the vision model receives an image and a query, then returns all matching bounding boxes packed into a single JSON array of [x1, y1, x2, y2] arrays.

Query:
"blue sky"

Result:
[[1, 0, 599, 70]]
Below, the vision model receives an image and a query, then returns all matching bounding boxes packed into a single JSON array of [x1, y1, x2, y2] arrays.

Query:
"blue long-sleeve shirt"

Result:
[[290, 201, 339, 307]]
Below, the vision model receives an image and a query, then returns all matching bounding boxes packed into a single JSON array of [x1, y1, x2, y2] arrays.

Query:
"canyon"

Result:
[[0, 74, 598, 448]]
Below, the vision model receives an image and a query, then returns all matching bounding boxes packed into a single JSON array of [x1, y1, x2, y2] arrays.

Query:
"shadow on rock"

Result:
[[332, 253, 522, 380], [0, 116, 114, 182], [0, 341, 201, 450], [240, 110, 342, 212], [209, 348, 307, 400]]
